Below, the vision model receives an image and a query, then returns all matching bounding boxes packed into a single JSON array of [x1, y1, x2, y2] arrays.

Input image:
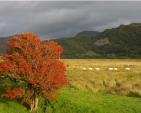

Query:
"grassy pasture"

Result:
[[1, 59, 141, 113], [63, 59, 141, 96]]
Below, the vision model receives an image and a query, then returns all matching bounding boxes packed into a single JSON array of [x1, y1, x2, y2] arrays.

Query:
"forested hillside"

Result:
[[1, 23, 141, 58], [54, 23, 141, 58], [76, 31, 100, 37], [93, 23, 141, 58], [0, 37, 11, 53], [54, 36, 101, 58]]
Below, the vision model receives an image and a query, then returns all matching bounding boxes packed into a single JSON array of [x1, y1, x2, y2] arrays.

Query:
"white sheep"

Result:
[[88, 68, 93, 70], [108, 68, 113, 71], [82, 68, 87, 71], [126, 68, 130, 70], [95, 68, 100, 71], [114, 68, 118, 70]]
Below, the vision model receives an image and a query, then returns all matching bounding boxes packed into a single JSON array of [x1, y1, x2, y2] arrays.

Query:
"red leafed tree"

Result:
[[0, 32, 69, 111]]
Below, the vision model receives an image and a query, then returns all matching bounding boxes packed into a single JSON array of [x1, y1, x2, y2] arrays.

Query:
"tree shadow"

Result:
[[0, 79, 54, 112], [127, 92, 141, 98], [0, 80, 9, 104], [0, 80, 30, 111]]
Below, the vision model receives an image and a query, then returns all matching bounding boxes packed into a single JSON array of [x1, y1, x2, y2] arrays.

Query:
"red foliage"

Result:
[[1, 87, 24, 100], [0, 32, 69, 106]]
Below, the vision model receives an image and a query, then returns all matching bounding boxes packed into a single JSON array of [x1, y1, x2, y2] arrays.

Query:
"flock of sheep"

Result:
[[82, 67, 131, 71]]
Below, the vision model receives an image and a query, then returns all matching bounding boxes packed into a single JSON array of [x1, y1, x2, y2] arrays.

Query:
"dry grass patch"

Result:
[[63, 59, 141, 96]]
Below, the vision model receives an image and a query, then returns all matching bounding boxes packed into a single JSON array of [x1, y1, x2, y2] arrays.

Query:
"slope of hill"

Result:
[[0, 35, 19, 53], [93, 23, 141, 58], [54, 23, 141, 58], [0, 37, 11, 53], [54, 36, 101, 58], [76, 31, 100, 37], [1, 23, 141, 59]]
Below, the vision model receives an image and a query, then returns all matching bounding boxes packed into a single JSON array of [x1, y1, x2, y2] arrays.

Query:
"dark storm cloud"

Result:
[[0, 1, 141, 39]]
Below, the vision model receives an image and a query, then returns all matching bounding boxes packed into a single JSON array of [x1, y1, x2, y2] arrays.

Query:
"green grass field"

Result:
[[0, 88, 141, 113], [0, 59, 141, 113]]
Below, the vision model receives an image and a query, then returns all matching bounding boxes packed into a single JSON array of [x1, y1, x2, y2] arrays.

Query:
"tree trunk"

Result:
[[30, 93, 38, 112]]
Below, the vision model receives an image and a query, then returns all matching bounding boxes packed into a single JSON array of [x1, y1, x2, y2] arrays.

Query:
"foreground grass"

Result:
[[0, 88, 141, 113], [51, 88, 141, 113], [1, 59, 141, 112], [0, 98, 29, 113]]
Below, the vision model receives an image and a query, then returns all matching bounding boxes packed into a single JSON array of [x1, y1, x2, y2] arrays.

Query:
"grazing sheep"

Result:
[[95, 68, 100, 71], [82, 68, 87, 71], [108, 68, 113, 71], [126, 68, 130, 70], [114, 68, 118, 70], [88, 68, 93, 70]]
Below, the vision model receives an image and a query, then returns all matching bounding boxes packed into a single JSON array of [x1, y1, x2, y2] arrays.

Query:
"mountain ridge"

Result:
[[54, 23, 141, 58], [1, 23, 141, 58], [76, 31, 100, 37]]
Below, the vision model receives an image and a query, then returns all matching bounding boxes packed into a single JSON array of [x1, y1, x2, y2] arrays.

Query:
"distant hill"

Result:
[[0, 35, 18, 53], [93, 23, 141, 58], [0, 37, 11, 53], [54, 23, 141, 58], [53, 36, 100, 58], [1, 23, 141, 59], [76, 31, 100, 37]]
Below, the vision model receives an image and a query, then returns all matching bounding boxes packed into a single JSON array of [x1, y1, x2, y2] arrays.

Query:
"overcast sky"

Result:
[[0, 1, 141, 40]]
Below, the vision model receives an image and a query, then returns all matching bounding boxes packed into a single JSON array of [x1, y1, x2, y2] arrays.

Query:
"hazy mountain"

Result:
[[0, 37, 10, 53], [1, 23, 141, 59], [0, 35, 18, 53], [76, 31, 100, 37], [54, 23, 141, 58]]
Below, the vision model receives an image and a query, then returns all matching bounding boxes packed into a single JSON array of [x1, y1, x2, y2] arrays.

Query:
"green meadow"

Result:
[[1, 59, 141, 113]]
